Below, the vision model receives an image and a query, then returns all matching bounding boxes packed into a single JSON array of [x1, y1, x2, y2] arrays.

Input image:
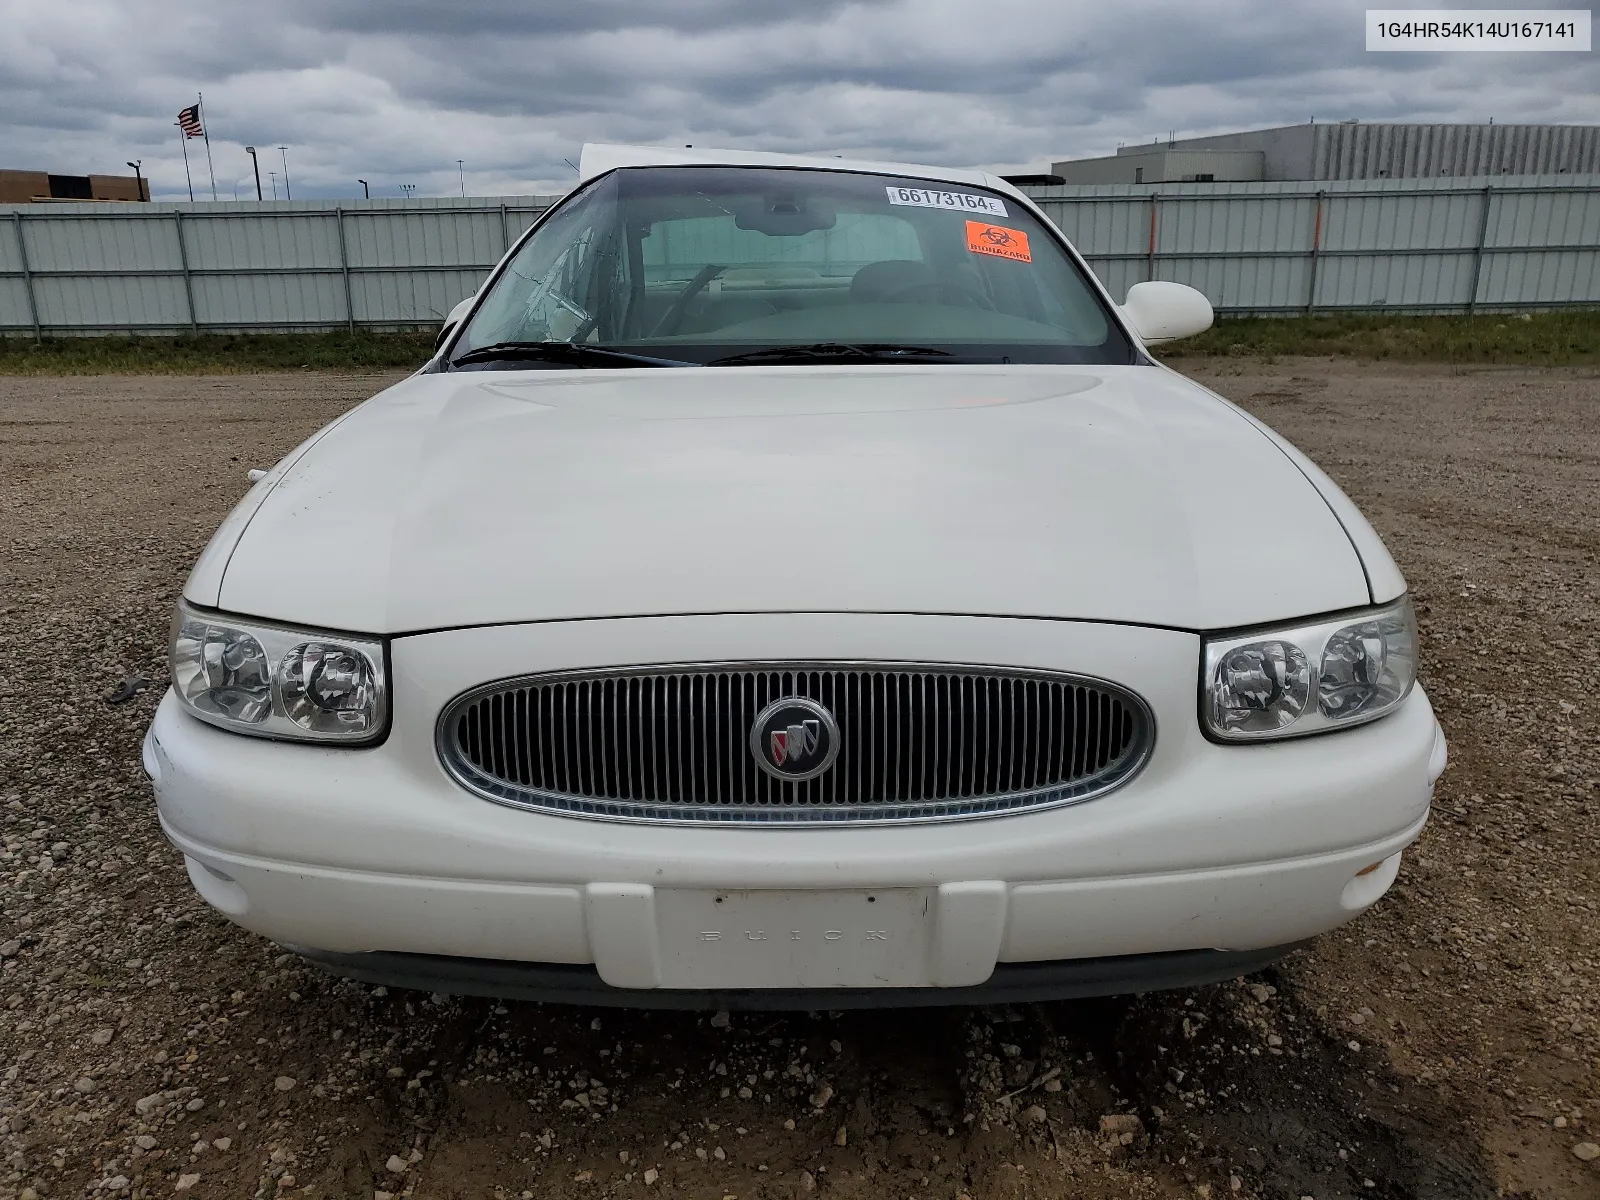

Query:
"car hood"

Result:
[[200, 364, 1373, 634]]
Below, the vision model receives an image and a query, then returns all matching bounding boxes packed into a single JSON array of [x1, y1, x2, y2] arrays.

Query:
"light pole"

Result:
[[268, 170, 279, 201], [457, 159, 465, 196], [358, 179, 369, 198], [277, 146, 291, 200], [244, 146, 262, 200], [126, 160, 145, 201], [400, 183, 416, 198]]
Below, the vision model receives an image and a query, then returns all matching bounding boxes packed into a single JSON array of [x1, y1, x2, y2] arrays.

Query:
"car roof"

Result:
[[577, 143, 1030, 206]]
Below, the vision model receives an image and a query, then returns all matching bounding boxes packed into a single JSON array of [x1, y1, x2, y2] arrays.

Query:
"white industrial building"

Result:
[[1051, 121, 1600, 184]]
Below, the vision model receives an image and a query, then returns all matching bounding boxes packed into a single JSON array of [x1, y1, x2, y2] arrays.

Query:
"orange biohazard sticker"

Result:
[[965, 220, 1031, 263]]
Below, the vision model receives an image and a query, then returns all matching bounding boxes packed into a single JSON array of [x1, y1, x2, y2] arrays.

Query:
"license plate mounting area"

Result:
[[654, 888, 934, 989]]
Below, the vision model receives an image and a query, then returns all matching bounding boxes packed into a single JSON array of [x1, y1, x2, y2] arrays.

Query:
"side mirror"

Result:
[[434, 293, 479, 353], [1119, 281, 1213, 345]]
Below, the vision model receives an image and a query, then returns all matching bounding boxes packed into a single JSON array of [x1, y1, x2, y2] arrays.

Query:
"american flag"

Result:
[[177, 104, 204, 138]]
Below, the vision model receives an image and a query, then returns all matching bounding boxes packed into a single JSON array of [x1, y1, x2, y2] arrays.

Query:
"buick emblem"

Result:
[[749, 696, 840, 781]]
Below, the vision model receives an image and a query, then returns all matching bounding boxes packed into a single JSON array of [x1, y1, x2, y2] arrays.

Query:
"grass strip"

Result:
[[1157, 310, 1600, 366], [0, 332, 437, 375], [2, 311, 1598, 374]]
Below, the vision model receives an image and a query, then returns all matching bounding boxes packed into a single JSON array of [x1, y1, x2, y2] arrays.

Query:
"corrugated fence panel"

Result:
[[1494, 188, 1600, 248], [184, 212, 340, 270], [0, 196, 560, 334], [190, 272, 348, 328], [352, 268, 489, 326], [0, 279, 30, 327], [345, 209, 505, 268], [1033, 198, 1148, 256], [0, 220, 23, 272], [0, 221, 32, 330], [23, 211, 181, 272], [0, 182, 1594, 333], [1161, 195, 1317, 254], [1322, 190, 1483, 252], [1168, 254, 1312, 312], [1314, 252, 1477, 310], [1481, 250, 1600, 306], [1148, 194, 1317, 310], [32, 275, 191, 330]]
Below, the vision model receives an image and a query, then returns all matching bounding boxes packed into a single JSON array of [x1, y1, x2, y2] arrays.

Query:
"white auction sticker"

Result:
[[886, 186, 1007, 217], [1366, 9, 1590, 50]]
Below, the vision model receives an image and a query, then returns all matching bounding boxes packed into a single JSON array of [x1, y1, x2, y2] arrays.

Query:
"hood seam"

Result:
[[1158, 363, 1376, 605]]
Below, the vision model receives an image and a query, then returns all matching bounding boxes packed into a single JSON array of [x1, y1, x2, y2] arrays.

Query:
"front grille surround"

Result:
[[436, 661, 1155, 825]]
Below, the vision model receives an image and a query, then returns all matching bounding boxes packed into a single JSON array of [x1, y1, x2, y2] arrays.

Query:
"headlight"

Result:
[[170, 601, 387, 744], [1203, 596, 1417, 742]]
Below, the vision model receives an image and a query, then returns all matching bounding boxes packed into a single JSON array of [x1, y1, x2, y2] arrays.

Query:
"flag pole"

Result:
[[198, 92, 217, 201], [176, 122, 194, 202]]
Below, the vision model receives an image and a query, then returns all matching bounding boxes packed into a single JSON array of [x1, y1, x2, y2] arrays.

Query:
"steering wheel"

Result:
[[652, 263, 726, 336], [878, 278, 996, 310]]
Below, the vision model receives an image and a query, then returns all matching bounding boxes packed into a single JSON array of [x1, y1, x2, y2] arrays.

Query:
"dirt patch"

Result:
[[1, 361, 1597, 1200]]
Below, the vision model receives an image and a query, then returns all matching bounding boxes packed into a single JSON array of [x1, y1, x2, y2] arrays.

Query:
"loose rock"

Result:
[[1099, 1113, 1143, 1137]]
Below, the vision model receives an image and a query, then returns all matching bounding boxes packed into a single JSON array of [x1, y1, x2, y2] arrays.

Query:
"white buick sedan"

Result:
[[144, 144, 1447, 1007]]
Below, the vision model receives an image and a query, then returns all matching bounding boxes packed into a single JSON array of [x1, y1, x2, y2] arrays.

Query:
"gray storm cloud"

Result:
[[1, 0, 1595, 200]]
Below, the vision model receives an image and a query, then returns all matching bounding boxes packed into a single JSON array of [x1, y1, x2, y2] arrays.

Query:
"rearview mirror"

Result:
[[434, 292, 479, 353], [734, 194, 837, 236], [1119, 281, 1213, 345]]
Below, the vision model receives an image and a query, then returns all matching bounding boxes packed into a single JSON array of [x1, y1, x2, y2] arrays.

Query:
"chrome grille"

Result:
[[437, 663, 1154, 825]]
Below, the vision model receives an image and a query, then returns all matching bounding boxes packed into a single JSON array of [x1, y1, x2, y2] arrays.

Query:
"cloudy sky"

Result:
[[3, 0, 1596, 200]]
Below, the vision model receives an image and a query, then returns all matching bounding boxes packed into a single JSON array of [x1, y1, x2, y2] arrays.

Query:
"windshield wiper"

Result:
[[451, 341, 695, 369], [707, 342, 957, 366]]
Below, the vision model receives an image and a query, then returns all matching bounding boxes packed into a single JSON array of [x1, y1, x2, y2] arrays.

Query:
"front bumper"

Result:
[[293, 943, 1311, 1010], [146, 612, 1444, 998]]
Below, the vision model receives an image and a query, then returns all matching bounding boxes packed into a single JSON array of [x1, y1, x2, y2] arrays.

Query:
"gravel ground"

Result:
[[0, 360, 1596, 1200]]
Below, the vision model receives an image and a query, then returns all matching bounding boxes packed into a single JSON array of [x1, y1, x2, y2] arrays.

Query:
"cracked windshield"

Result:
[[452, 166, 1128, 365]]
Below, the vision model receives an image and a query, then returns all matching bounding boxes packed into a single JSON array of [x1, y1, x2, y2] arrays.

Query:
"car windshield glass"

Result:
[[451, 166, 1132, 367]]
